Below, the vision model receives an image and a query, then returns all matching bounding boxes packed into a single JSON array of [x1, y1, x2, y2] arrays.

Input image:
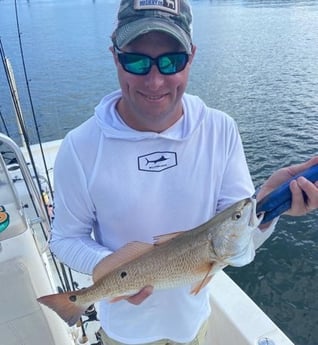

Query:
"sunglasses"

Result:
[[114, 46, 189, 76]]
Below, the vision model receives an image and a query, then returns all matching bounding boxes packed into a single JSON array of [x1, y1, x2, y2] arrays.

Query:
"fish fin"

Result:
[[190, 264, 215, 295], [153, 231, 184, 245], [37, 291, 88, 326], [94, 242, 154, 282]]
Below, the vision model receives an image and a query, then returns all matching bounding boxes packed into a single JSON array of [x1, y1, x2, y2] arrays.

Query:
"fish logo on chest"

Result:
[[138, 151, 177, 172]]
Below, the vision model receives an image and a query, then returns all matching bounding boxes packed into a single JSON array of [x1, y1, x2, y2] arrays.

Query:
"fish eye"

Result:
[[232, 211, 242, 220], [69, 295, 77, 302]]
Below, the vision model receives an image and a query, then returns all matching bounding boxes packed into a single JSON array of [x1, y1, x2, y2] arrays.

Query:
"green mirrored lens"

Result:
[[121, 54, 151, 74], [158, 54, 188, 74]]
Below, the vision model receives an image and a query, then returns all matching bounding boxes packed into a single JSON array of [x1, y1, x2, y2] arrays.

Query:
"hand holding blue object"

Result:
[[256, 164, 318, 224]]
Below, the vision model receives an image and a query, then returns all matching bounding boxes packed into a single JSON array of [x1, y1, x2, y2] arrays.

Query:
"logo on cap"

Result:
[[134, 0, 179, 15]]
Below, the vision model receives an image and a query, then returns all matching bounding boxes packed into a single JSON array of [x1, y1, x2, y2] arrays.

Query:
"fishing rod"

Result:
[[0, 39, 27, 147], [0, 109, 10, 137], [13, 0, 54, 197]]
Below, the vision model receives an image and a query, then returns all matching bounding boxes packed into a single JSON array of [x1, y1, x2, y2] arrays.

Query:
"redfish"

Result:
[[38, 197, 263, 326]]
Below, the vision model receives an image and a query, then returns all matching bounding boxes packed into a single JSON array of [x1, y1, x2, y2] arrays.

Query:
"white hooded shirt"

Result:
[[50, 90, 274, 344]]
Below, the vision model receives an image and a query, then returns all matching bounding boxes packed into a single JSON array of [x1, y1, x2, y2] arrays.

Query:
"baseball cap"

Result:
[[112, 0, 193, 54]]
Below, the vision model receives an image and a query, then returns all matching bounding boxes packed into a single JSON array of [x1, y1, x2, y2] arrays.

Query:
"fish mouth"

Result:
[[222, 198, 264, 267], [250, 197, 264, 227]]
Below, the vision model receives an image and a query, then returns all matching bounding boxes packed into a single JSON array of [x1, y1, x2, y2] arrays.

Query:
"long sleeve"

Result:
[[49, 134, 111, 274]]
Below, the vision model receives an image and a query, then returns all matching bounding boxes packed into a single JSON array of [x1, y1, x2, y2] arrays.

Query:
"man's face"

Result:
[[111, 31, 196, 132]]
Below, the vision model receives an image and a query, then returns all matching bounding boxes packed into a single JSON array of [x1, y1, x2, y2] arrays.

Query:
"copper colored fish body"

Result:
[[38, 197, 263, 326]]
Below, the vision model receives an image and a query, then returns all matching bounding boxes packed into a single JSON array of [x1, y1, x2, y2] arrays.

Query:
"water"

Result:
[[0, 1, 318, 344]]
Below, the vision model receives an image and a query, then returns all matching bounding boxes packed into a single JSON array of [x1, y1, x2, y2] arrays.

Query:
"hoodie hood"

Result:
[[94, 89, 207, 142]]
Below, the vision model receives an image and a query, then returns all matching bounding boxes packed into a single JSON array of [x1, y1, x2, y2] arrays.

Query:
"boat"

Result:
[[0, 132, 295, 345]]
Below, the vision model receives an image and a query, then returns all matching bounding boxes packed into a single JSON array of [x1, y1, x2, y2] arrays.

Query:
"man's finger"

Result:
[[126, 286, 154, 305]]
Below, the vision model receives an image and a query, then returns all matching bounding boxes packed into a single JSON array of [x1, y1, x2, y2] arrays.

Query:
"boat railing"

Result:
[[0, 132, 51, 247]]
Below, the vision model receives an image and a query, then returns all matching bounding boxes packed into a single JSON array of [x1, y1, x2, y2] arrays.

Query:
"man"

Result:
[[50, 1, 318, 344]]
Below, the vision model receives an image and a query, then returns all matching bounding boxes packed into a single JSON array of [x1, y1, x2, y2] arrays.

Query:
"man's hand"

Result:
[[257, 156, 318, 217]]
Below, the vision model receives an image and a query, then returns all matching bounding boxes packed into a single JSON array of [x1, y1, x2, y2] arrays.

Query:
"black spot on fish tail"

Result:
[[37, 291, 88, 326]]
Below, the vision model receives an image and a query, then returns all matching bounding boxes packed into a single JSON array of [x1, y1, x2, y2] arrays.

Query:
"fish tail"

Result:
[[37, 291, 88, 326]]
